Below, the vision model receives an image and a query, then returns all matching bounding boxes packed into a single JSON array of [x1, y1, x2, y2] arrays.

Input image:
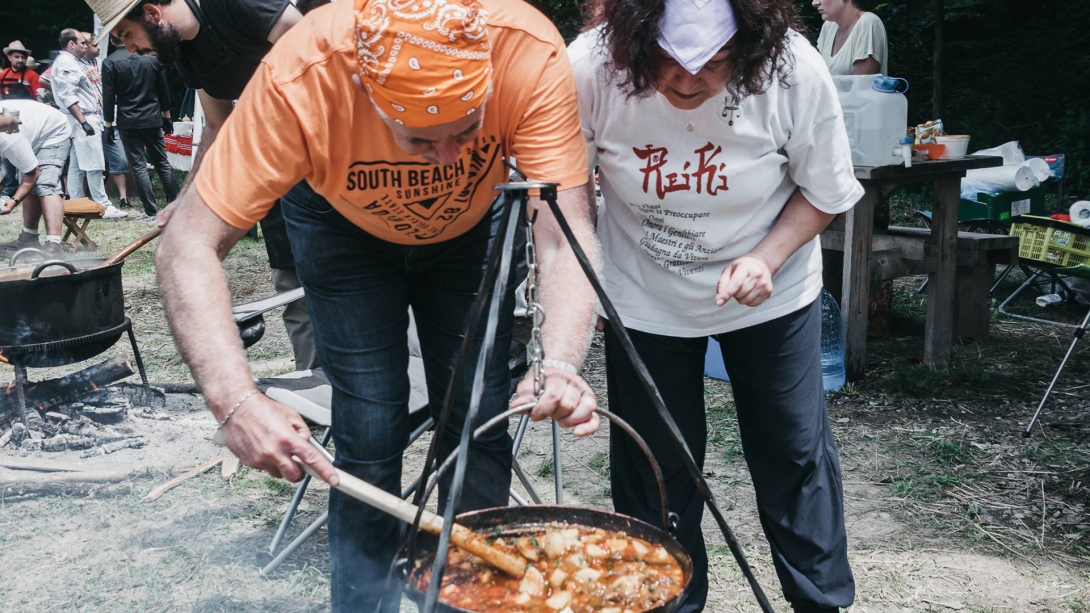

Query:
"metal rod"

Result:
[[998, 266, 1085, 327], [1023, 306, 1090, 437], [511, 458, 543, 505], [510, 413, 543, 503], [13, 363, 29, 427], [990, 264, 1014, 295], [125, 322, 149, 386], [409, 416, 434, 446], [552, 419, 563, 504], [423, 190, 522, 613], [268, 427, 332, 556], [261, 511, 329, 575], [509, 487, 528, 506]]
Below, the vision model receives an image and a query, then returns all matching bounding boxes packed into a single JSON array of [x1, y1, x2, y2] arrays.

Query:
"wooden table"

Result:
[[828, 156, 1004, 381]]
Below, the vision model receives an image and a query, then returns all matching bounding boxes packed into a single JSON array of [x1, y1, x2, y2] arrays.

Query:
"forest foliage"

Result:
[[3, 0, 1087, 199]]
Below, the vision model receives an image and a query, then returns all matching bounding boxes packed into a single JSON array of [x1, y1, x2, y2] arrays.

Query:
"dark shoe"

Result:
[[0, 230, 42, 252], [118, 197, 132, 209], [42, 241, 66, 256]]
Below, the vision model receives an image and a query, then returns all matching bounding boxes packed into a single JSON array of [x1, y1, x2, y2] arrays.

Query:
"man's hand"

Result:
[[156, 201, 178, 227], [162, 117, 173, 134], [0, 196, 16, 214], [218, 393, 340, 484], [716, 253, 775, 308], [80, 121, 94, 136], [510, 366, 599, 437], [0, 113, 20, 134], [105, 127, 116, 144]]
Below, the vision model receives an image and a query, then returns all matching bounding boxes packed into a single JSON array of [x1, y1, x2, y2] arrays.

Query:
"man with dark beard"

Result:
[[84, 0, 321, 373]]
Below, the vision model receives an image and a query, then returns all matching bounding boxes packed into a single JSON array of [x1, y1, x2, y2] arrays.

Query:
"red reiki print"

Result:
[[632, 142, 729, 199]]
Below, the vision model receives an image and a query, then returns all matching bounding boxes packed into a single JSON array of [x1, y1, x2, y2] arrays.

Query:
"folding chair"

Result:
[[61, 197, 105, 251], [994, 215, 1090, 436], [234, 289, 564, 573]]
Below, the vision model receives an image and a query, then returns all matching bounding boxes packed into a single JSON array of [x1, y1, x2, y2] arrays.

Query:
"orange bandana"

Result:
[[355, 0, 492, 128]]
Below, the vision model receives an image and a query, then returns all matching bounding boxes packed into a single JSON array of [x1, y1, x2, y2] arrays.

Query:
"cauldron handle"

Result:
[[425, 404, 677, 534], [9, 247, 47, 266], [31, 260, 77, 279]]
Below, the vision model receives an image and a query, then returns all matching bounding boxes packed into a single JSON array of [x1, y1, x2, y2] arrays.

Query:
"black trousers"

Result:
[[605, 298, 855, 612], [118, 127, 179, 215]]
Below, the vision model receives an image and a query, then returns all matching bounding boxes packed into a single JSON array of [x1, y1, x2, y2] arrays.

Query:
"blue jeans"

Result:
[[1, 158, 16, 198], [281, 181, 516, 613]]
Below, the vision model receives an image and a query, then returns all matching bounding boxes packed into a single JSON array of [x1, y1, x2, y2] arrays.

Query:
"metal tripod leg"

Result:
[[13, 363, 29, 427], [1023, 305, 1090, 437], [125, 322, 149, 386], [508, 413, 565, 505], [261, 511, 329, 575], [267, 427, 333, 557]]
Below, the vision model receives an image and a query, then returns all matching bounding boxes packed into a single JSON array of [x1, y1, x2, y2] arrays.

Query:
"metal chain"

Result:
[[524, 212, 547, 400]]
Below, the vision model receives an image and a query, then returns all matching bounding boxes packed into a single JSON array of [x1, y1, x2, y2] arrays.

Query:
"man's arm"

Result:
[[510, 180, 601, 436], [156, 187, 338, 484], [102, 61, 116, 126], [0, 167, 40, 214]]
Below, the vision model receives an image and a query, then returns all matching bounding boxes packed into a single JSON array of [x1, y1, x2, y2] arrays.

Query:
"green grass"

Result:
[[535, 457, 554, 478]]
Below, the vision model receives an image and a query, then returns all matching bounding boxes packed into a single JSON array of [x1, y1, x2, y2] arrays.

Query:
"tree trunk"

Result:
[[933, 0, 945, 119], [1, 356, 135, 423]]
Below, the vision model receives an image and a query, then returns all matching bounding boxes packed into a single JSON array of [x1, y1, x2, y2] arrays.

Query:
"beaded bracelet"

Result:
[[541, 359, 579, 375], [218, 389, 259, 429]]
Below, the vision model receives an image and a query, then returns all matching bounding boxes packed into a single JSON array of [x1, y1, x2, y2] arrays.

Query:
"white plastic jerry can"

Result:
[[833, 75, 909, 167]]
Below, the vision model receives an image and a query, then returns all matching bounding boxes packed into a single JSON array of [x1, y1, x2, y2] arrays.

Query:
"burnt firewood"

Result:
[[1, 356, 135, 423]]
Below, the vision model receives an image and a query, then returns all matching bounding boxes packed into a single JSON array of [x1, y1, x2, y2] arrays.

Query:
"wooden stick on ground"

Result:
[[144, 454, 224, 502], [221, 454, 241, 480]]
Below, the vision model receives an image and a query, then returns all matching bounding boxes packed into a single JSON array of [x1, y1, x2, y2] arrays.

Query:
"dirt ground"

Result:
[[2, 212, 1089, 612]]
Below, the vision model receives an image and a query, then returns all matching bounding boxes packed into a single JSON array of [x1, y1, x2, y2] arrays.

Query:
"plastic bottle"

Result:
[[832, 75, 909, 167], [820, 289, 846, 393]]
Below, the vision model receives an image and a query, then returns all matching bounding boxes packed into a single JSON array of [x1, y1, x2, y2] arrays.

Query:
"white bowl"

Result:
[[935, 135, 970, 158]]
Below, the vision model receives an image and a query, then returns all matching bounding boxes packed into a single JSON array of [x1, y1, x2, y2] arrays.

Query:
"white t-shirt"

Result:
[[570, 28, 863, 337], [0, 133, 37, 173], [816, 12, 888, 76], [0, 99, 71, 150]]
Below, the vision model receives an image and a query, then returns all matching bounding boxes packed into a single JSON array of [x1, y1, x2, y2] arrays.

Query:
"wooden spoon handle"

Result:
[[101, 227, 162, 267], [295, 459, 526, 578]]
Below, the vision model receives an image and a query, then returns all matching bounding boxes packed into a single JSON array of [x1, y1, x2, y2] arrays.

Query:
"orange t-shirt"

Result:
[[196, 0, 588, 244]]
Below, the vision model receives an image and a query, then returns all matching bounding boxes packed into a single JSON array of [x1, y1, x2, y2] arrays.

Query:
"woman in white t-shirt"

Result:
[[571, 1, 862, 612], [813, 0, 888, 75]]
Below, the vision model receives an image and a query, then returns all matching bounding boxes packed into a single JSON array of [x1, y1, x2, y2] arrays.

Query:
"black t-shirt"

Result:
[[175, 0, 291, 100]]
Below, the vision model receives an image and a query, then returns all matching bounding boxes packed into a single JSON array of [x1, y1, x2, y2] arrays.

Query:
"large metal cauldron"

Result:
[[0, 258, 126, 368], [402, 505, 693, 613]]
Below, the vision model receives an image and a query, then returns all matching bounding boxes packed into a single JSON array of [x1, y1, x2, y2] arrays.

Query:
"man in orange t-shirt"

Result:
[[155, 0, 600, 609]]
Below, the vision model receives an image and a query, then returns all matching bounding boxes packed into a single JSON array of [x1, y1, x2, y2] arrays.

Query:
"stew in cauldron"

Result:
[[412, 524, 685, 613]]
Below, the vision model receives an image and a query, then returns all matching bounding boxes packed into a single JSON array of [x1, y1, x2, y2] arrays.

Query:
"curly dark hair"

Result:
[[584, 0, 802, 100]]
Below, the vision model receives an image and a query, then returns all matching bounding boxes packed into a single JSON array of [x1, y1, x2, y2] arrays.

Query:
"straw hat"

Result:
[[83, 0, 143, 39], [26, 57, 40, 70], [3, 40, 31, 56]]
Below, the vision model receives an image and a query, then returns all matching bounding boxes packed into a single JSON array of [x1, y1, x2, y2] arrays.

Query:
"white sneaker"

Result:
[[103, 205, 128, 219]]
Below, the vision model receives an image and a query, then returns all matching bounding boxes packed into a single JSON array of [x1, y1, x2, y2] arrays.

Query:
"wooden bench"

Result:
[[822, 225, 1018, 340], [62, 197, 105, 251]]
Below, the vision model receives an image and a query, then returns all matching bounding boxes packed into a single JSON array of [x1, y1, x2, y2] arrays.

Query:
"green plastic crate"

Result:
[[959, 185, 1046, 223]]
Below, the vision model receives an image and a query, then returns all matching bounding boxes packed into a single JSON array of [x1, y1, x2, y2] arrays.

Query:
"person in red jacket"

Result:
[[0, 41, 42, 101]]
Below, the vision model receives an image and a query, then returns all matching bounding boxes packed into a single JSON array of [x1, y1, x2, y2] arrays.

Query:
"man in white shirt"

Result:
[[51, 28, 126, 219], [0, 100, 74, 254]]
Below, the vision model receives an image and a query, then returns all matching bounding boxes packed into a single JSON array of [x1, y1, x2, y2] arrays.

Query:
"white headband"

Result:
[[657, 0, 738, 75]]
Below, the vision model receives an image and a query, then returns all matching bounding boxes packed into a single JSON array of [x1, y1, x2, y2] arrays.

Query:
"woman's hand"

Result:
[[716, 253, 774, 307], [510, 367, 600, 437]]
